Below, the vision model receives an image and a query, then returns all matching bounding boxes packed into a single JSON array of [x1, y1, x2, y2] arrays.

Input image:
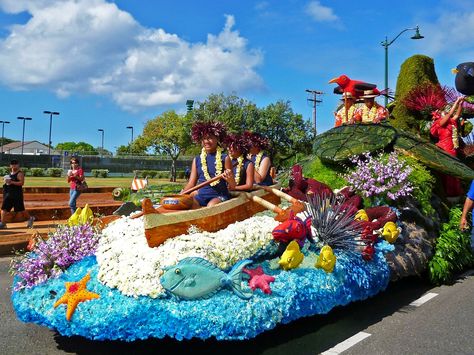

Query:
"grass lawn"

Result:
[[24, 177, 188, 188]]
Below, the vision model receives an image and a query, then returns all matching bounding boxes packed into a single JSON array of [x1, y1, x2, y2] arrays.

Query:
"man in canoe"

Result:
[[225, 133, 255, 191], [246, 132, 274, 186], [182, 121, 236, 208]]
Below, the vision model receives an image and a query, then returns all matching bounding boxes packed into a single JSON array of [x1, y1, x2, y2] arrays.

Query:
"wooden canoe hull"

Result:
[[143, 188, 281, 248]]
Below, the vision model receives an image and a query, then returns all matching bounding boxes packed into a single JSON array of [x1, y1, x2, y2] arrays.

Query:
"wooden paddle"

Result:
[[242, 192, 301, 222], [253, 185, 306, 214], [161, 163, 238, 210]]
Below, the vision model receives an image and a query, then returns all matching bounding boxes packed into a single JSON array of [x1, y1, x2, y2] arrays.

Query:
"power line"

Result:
[[305, 89, 323, 135]]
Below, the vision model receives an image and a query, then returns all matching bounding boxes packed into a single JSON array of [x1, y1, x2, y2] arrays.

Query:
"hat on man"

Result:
[[340, 92, 355, 100], [361, 89, 379, 99]]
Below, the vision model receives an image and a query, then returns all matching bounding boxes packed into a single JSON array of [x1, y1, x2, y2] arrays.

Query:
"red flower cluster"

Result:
[[191, 121, 228, 143], [402, 84, 448, 116]]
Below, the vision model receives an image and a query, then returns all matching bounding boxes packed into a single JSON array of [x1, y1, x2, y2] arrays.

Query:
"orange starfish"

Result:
[[54, 273, 100, 321]]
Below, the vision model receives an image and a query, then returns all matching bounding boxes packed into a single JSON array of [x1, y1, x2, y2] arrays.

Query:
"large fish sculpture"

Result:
[[272, 212, 313, 247], [160, 257, 253, 300], [278, 240, 305, 270]]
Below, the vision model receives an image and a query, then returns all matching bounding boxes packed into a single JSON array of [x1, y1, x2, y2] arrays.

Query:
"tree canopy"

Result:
[[55, 141, 98, 155]]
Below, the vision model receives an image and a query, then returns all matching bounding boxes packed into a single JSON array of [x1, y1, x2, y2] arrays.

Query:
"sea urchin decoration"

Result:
[[306, 194, 364, 253]]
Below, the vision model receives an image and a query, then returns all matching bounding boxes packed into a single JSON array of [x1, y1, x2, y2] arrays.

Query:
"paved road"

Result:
[[1, 255, 473, 354]]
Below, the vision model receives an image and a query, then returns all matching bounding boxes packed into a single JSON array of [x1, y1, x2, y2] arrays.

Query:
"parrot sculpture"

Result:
[[328, 74, 380, 99]]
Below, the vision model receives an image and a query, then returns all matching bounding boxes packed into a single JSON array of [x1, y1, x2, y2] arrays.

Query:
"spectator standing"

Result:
[[67, 157, 85, 214], [0, 160, 34, 229]]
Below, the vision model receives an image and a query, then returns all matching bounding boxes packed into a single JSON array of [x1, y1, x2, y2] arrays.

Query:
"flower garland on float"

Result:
[[254, 151, 264, 171], [200, 147, 223, 186], [361, 105, 378, 122]]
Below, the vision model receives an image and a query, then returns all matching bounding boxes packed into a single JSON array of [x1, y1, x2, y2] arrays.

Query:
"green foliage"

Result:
[[55, 141, 98, 155], [21, 167, 30, 176], [115, 144, 147, 156], [428, 207, 474, 285], [192, 93, 314, 165], [127, 184, 182, 205], [391, 55, 440, 134], [0, 166, 9, 175], [46, 168, 63, 177], [30, 168, 45, 177], [112, 187, 131, 201], [400, 156, 436, 216], [91, 169, 109, 178], [302, 156, 347, 190]]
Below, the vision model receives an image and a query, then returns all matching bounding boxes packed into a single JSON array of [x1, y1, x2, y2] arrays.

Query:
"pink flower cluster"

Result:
[[345, 152, 413, 203]]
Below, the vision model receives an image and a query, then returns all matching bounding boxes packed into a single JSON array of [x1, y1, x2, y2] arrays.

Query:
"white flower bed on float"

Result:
[[96, 215, 278, 298]]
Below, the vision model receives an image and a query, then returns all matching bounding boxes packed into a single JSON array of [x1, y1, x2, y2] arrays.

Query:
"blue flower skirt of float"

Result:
[[11, 242, 393, 341]]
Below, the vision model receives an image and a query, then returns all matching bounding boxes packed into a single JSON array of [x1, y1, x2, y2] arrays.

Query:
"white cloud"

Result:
[[305, 1, 339, 22], [0, 0, 263, 111]]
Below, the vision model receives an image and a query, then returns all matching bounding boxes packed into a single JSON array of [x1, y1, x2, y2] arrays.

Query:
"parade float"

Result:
[[9, 55, 474, 341]]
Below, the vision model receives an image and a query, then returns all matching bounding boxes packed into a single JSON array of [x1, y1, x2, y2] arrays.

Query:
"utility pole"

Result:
[[305, 89, 323, 135]]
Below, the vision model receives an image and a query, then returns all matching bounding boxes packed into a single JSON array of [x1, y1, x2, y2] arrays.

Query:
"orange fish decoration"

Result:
[[54, 273, 100, 321]]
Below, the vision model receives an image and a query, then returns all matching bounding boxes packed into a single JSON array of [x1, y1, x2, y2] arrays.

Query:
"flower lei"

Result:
[[338, 105, 356, 122], [234, 155, 245, 184], [361, 105, 378, 122], [200, 147, 223, 186], [452, 125, 459, 149], [254, 151, 264, 171]]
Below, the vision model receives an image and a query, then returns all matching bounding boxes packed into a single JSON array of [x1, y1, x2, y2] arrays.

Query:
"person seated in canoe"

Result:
[[182, 121, 236, 208], [246, 131, 274, 186], [225, 133, 255, 191]]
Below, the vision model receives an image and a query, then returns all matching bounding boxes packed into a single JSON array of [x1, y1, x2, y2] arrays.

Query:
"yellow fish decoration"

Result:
[[354, 209, 369, 222], [68, 207, 82, 226], [79, 204, 94, 225], [278, 240, 304, 270], [381, 221, 401, 244], [315, 245, 336, 273]]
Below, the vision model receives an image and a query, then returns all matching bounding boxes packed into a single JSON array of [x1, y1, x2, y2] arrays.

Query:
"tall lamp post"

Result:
[[381, 25, 424, 106], [126, 126, 134, 152], [43, 110, 60, 155], [17, 117, 32, 155], [98, 129, 104, 154], [0, 120, 10, 154]]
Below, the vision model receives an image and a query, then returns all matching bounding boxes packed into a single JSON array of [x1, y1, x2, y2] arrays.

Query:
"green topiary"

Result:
[[428, 207, 474, 285], [301, 156, 346, 189], [30, 168, 45, 177], [391, 55, 440, 135]]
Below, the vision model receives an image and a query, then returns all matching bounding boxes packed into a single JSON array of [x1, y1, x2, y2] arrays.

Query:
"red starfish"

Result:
[[243, 266, 275, 295]]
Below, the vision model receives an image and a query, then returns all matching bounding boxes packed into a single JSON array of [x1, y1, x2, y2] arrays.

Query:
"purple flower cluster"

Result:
[[344, 152, 413, 203], [10, 224, 100, 291]]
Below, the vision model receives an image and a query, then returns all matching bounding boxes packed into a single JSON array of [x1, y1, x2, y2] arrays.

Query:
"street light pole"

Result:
[[381, 25, 424, 107], [0, 120, 10, 154], [98, 129, 104, 154], [43, 111, 60, 155], [17, 117, 32, 155], [127, 126, 133, 149]]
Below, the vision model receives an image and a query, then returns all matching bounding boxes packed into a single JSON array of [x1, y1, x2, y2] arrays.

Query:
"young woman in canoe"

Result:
[[246, 132, 274, 186], [225, 133, 255, 191], [182, 121, 236, 208]]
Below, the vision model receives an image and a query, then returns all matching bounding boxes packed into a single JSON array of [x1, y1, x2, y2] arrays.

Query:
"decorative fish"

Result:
[[380, 221, 401, 244], [278, 240, 304, 270], [354, 209, 369, 222], [160, 257, 253, 300], [68, 207, 82, 226], [272, 212, 313, 247], [315, 245, 336, 273]]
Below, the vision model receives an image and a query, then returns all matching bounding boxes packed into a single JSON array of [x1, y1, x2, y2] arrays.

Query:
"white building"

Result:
[[0, 141, 60, 155]]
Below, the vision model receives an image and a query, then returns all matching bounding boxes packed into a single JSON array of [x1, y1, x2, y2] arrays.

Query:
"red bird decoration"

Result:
[[328, 74, 379, 99]]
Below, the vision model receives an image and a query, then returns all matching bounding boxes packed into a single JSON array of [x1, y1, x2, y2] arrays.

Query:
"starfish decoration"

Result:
[[243, 266, 275, 295], [54, 273, 100, 321]]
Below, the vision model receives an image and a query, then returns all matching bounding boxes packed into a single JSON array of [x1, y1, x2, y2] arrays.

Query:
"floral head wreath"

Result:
[[431, 110, 442, 121], [244, 131, 270, 150], [191, 121, 228, 143], [224, 133, 251, 156]]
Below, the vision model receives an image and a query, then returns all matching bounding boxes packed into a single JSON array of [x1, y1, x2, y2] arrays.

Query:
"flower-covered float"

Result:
[[10, 54, 474, 341]]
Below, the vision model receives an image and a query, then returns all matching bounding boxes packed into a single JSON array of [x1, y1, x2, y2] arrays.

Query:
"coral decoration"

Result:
[[315, 245, 337, 273], [54, 273, 100, 321], [272, 211, 312, 247], [362, 244, 375, 261], [283, 164, 333, 201], [243, 266, 275, 294]]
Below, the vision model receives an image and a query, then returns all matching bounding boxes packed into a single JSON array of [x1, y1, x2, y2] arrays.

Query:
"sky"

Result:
[[0, 0, 473, 153]]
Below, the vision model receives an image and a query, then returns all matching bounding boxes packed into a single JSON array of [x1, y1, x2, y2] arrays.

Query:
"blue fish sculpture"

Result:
[[160, 257, 253, 300]]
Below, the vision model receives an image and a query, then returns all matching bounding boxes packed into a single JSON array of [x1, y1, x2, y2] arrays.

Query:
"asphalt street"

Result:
[[1, 255, 473, 355]]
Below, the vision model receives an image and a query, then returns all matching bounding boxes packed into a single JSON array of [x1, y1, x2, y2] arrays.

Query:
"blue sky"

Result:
[[0, 0, 473, 152]]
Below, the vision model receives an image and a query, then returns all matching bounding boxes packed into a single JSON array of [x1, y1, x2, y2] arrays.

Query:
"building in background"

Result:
[[0, 141, 60, 155]]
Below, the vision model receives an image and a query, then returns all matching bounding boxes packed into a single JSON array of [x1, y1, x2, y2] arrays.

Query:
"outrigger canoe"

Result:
[[105, 185, 282, 248]]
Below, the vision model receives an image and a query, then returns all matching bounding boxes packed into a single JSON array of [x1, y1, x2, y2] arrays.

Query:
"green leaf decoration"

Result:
[[394, 131, 474, 180], [312, 124, 397, 162]]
